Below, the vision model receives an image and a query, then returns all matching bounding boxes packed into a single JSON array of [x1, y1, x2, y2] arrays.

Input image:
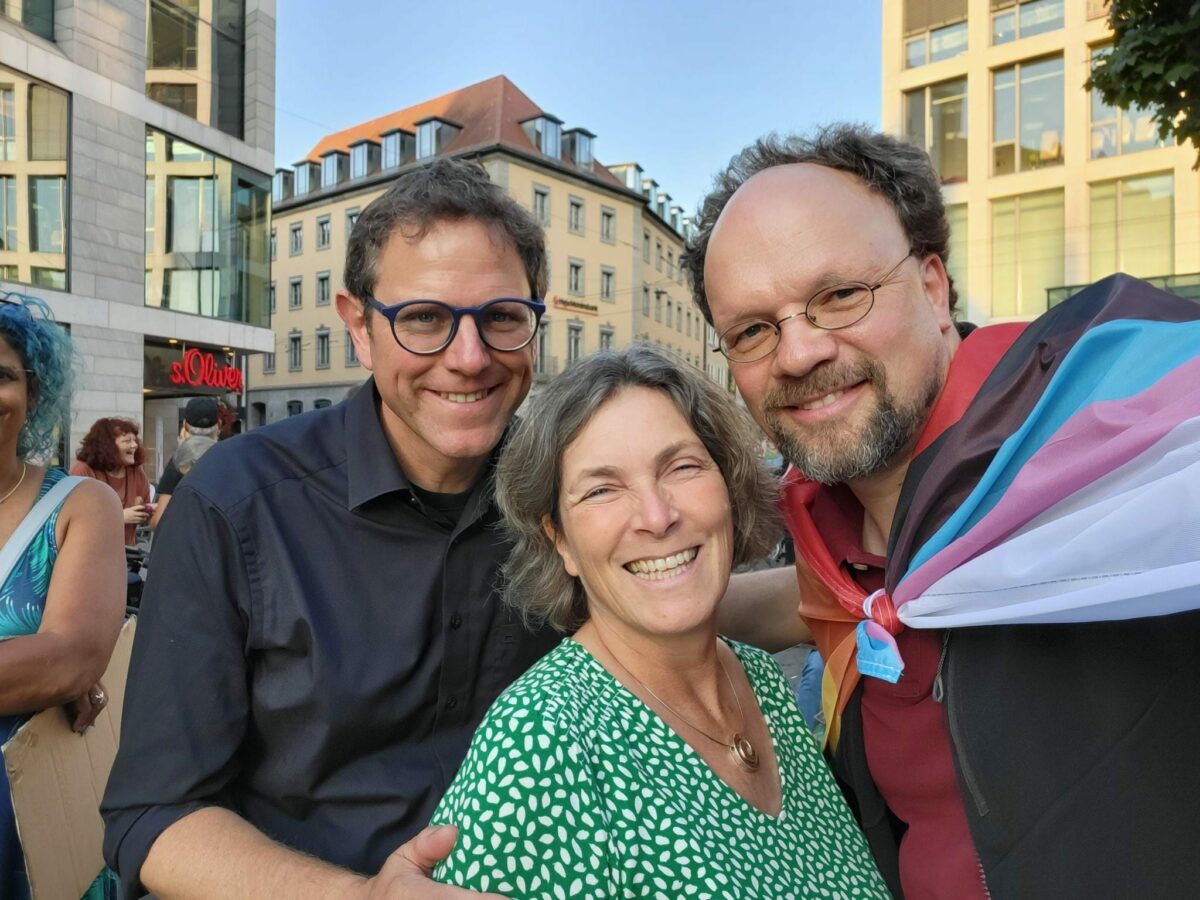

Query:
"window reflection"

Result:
[[0, 65, 69, 290]]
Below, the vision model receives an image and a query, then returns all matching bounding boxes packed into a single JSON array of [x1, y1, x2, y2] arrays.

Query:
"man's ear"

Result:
[[542, 513, 579, 578], [917, 253, 955, 334], [336, 291, 375, 370]]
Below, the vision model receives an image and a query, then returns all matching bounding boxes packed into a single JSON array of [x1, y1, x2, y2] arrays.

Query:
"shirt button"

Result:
[[444, 696, 458, 710], [449, 613, 463, 629]]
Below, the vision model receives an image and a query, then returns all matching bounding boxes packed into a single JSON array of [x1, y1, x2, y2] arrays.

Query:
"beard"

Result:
[[763, 357, 941, 485]]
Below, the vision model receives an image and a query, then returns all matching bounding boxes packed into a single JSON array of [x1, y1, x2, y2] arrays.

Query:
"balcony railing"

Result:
[[1047, 272, 1200, 308]]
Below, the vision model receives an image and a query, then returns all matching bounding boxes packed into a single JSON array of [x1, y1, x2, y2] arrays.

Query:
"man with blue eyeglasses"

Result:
[[102, 157, 558, 899]]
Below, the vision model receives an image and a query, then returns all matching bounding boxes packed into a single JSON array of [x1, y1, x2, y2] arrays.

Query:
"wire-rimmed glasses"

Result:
[[365, 297, 545, 355], [716, 253, 915, 364]]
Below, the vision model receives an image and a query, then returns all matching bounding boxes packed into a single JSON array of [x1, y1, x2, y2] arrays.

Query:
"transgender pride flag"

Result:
[[884, 274, 1200, 638]]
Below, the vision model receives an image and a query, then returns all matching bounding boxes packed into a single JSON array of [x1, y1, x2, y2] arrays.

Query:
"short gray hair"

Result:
[[173, 436, 217, 473], [495, 344, 781, 632], [683, 123, 958, 323], [343, 156, 548, 306]]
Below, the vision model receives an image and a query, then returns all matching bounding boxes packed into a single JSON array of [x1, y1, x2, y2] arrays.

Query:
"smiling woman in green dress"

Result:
[[431, 344, 887, 899]]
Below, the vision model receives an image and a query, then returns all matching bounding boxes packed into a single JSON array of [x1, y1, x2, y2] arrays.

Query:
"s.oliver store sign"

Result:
[[144, 343, 244, 395]]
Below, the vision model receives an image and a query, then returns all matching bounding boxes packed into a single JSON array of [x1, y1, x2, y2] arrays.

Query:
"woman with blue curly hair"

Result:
[[0, 292, 125, 899]]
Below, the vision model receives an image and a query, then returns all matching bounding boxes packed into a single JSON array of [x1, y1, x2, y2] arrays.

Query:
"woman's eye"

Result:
[[582, 486, 612, 500]]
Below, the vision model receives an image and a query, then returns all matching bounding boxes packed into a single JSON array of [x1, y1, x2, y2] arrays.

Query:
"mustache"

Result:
[[762, 360, 882, 410]]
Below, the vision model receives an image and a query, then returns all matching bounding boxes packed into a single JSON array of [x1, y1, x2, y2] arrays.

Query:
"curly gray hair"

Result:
[[683, 123, 958, 324], [495, 344, 781, 632]]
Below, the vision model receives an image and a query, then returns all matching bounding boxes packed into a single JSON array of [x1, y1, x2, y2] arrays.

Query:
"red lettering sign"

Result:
[[169, 348, 244, 393]]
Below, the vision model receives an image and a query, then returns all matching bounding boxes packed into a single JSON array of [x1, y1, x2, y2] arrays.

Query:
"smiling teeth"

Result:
[[440, 389, 488, 403], [625, 547, 698, 580], [801, 390, 845, 411]]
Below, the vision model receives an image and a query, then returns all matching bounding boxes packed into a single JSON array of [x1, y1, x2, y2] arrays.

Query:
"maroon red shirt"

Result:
[[811, 484, 987, 900]]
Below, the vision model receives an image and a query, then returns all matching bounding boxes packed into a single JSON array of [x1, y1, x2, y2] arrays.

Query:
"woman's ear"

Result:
[[542, 513, 579, 578]]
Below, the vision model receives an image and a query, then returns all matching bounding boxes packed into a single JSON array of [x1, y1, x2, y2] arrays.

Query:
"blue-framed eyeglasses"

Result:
[[365, 297, 545, 355]]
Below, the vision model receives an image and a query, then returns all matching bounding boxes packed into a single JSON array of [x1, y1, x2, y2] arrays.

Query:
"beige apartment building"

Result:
[[884, 0, 1200, 324], [250, 75, 727, 424]]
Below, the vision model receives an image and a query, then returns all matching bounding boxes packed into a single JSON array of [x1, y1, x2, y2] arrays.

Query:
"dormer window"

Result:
[[641, 178, 657, 201], [521, 114, 563, 158], [382, 129, 415, 169], [563, 128, 595, 168], [415, 117, 461, 160], [320, 151, 347, 189], [272, 169, 293, 203], [293, 161, 319, 196], [349, 140, 380, 179]]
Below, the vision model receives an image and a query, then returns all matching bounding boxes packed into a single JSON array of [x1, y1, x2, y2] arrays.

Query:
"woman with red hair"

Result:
[[70, 418, 153, 546]]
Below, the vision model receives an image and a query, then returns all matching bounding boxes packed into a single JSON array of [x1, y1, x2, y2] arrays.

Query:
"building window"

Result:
[[350, 144, 370, 179], [289, 277, 302, 309], [1090, 173, 1174, 281], [270, 227, 276, 260], [262, 352, 275, 373], [905, 21, 968, 68], [532, 186, 550, 225], [993, 57, 1063, 175], [316, 328, 331, 369], [345, 328, 359, 366], [289, 222, 303, 255], [567, 323, 583, 364], [382, 133, 400, 168], [316, 215, 331, 249], [945, 204, 969, 303], [568, 198, 584, 234], [991, 189, 1064, 318], [655, 240, 663, 271], [535, 320, 551, 375], [904, 78, 968, 184], [599, 327, 614, 351], [667, 299, 673, 329], [346, 208, 360, 238], [601, 207, 616, 243], [286, 400, 303, 417], [268, 281, 275, 313], [1090, 46, 1162, 158], [294, 164, 313, 196], [314, 398, 332, 409], [316, 272, 331, 306], [321, 155, 339, 189], [642, 286, 650, 316], [523, 116, 562, 157], [30, 267, 65, 289], [146, 0, 245, 138], [666, 250, 674, 278], [643, 230, 651, 262], [288, 332, 303, 371], [655, 291, 663, 322], [29, 176, 65, 253], [992, 0, 1064, 45], [416, 119, 458, 160], [568, 259, 584, 295], [600, 267, 615, 302], [686, 310, 693, 338]]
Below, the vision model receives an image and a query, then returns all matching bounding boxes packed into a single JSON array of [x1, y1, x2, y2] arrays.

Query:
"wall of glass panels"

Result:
[[0, 0, 53, 40], [991, 189, 1064, 317], [1090, 174, 1174, 280], [145, 128, 270, 326], [0, 64, 69, 290], [145, 0, 245, 139]]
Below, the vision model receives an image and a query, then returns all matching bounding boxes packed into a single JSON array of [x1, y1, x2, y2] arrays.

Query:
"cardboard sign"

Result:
[[3, 617, 136, 900]]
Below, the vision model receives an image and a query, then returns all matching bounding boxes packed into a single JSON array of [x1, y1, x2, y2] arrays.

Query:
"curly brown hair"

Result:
[[76, 417, 145, 471]]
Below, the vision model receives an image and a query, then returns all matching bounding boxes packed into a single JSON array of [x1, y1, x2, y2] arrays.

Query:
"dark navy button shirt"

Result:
[[101, 379, 557, 897]]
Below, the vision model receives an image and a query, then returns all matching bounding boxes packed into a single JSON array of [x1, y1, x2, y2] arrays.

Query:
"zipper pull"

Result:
[[932, 630, 951, 704]]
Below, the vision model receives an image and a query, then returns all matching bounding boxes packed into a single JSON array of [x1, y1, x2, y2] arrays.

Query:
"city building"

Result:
[[0, 0, 274, 474], [883, 0, 1200, 324], [252, 75, 728, 424]]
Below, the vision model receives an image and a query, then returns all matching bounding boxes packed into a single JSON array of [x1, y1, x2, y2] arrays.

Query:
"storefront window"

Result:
[[146, 127, 270, 326], [0, 65, 69, 290]]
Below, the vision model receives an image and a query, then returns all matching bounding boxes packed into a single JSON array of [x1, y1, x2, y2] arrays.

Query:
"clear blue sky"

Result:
[[275, 0, 882, 215]]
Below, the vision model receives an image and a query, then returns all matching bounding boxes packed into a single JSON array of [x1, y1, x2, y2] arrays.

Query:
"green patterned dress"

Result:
[[432, 638, 889, 899], [0, 468, 119, 900]]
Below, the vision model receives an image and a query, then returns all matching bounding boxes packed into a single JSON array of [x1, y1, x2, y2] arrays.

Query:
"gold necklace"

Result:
[[593, 629, 761, 774], [0, 462, 26, 505]]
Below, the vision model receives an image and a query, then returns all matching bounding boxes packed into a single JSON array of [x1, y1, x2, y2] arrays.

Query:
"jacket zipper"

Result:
[[933, 630, 994, 897]]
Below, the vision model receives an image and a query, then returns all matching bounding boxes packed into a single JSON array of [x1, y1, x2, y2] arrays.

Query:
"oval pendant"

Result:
[[730, 733, 760, 773]]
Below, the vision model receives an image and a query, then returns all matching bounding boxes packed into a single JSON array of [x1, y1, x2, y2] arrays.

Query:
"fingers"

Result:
[[72, 684, 108, 733], [393, 825, 458, 875]]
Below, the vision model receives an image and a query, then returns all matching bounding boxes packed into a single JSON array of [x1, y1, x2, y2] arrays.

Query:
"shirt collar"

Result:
[[345, 378, 415, 510], [808, 481, 886, 574]]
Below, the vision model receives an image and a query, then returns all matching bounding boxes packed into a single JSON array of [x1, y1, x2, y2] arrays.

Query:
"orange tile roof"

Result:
[[305, 75, 626, 191]]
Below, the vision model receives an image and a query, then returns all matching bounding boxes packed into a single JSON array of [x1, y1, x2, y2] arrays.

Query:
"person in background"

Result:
[[149, 397, 219, 529], [171, 435, 217, 478], [432, 345, 888, 898], [70, 419, 152, 546], [0, 294, 126, 899]]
